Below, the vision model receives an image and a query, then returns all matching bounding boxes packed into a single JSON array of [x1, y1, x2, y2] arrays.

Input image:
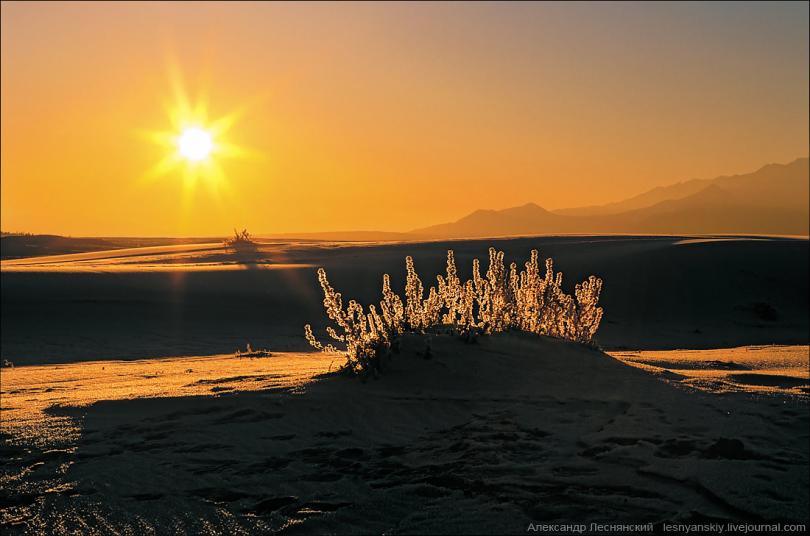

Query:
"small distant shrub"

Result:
[[236, 343, 272, 358], [304, 247, 604, 375], [224, 228, 255, 247]]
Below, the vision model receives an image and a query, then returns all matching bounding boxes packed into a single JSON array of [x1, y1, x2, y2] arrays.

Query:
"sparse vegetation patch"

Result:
[[305, 247, 604, 375], [224, 228, 255, 247], [235, 343, 272, 358]]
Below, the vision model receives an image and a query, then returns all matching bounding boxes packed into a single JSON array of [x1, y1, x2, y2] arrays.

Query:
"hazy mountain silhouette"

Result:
[[554, 179, 713, 216], [413, 158, 809, 237], [410, 203, 574, 238]]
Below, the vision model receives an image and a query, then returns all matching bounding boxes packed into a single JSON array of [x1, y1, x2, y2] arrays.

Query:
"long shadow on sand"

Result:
[[3, 333, 807, 534]]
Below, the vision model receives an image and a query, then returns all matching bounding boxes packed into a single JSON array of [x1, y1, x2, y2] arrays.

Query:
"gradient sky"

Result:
[[2, 1, 808, 236]]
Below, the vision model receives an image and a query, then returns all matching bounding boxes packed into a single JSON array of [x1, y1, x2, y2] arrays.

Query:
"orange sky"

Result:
[[2, 2, 808, 236]]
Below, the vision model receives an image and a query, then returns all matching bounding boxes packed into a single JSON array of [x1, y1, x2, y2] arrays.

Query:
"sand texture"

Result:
[[1, 235, 808, 533], [2, 334, 808, 534]]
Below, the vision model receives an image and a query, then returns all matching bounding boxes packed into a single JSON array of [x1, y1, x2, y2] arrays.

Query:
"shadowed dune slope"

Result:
[[1, 236, 807, 364], [1, 333, 806, 533]]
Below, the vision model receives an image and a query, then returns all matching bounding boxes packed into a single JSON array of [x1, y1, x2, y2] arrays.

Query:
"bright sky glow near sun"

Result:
[[1, 1, 808, 236], [178, 128, 213, 162]]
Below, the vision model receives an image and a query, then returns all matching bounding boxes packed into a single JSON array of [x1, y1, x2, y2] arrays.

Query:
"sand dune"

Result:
[[0, 235, 218, 261], [610, 345, 809, 398], [1, 237, 807, 533], [2, 235, 807, 365], [0, 241, 315, 273], [0, 352, 336, 446], [1, 334, 807, 533], [0, 242, 225, 267]]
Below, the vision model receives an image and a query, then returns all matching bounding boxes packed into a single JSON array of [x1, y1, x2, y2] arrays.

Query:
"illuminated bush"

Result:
[[304, 247, 604, 375]]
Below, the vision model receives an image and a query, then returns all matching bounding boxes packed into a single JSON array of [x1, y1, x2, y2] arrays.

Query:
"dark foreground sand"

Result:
[[1, 334, 808, 534]]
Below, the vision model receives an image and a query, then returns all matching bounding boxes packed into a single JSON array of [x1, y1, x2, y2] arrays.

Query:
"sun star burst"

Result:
[[139, 65, 253, 201]]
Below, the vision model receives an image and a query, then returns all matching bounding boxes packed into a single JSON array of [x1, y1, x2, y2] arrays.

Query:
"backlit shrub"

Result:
[[304, 247, 603, 374], [224, 228, 254, 247]]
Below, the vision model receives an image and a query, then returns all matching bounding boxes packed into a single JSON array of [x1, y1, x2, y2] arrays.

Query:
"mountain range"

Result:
[[411, 157, 809, 238]]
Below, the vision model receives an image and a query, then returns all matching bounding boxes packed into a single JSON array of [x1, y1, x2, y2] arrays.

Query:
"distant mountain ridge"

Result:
[[8, 159, 805, 246], [553, 179, 713, 217], [413, 158, 809, 238]]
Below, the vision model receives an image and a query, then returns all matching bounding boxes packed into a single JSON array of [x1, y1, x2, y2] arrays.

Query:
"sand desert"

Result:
[[2, 2, 809, 534], [1, 236, 808, 533]]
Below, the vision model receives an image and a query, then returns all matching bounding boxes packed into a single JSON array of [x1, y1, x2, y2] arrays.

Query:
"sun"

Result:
[[139, 63, 255, 199], [177, 127, 213, 162]]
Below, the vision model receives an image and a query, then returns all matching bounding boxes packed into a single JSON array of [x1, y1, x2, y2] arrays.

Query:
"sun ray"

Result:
[[141, 154, 184, 184]]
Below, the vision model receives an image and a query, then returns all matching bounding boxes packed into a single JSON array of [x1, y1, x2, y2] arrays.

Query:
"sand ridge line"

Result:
[[610, 345, 809, 398]]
